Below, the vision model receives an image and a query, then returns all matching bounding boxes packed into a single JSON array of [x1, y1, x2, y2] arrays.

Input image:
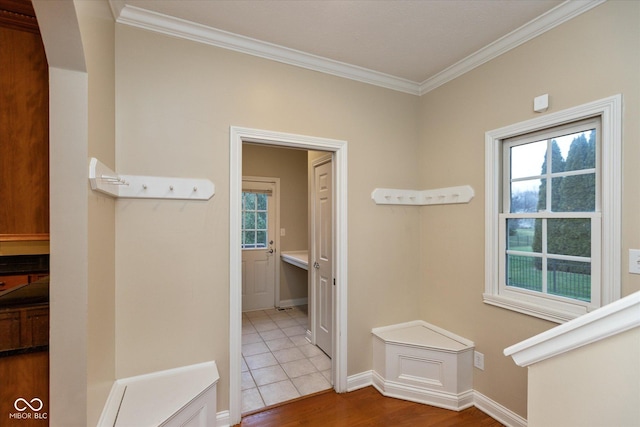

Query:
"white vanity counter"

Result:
[[281, 251, 309, 270]]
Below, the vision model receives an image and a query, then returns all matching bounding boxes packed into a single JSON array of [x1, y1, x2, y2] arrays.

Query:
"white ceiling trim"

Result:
[[110, 0, 605, 97], [112, 4, 421, 95], [418, 0, 606, 95]]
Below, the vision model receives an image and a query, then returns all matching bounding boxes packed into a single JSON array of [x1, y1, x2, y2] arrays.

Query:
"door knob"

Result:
[[268, 248, 274, 254], [313, 261, 320, 269]]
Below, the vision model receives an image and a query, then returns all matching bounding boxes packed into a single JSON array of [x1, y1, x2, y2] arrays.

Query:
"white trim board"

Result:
[[216, 411, 230, 427], [418, 0, 605, 94], [218, 370, 528, 426], [474, 391, 528, 427], [229, 127, 348, 426], [504, 291, 640, 367], [109, 1, 604, 96], [371, 371, 475, 412], [344, 371, 527, 427], [111, 3, 416, 95]]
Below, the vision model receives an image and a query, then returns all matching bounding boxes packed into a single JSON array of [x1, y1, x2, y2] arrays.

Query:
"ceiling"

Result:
[[111, 1, 597, 94]]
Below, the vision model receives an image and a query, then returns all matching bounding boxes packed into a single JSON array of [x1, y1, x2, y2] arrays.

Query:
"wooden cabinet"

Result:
[[0, 0, 49, 240], [22, 306, 48, 347], [0, 305, 48, 352], [0, 310, 21, 351]]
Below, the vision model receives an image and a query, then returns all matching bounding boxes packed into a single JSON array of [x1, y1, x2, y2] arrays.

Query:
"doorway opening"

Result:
[[229, 127, 348, 425]]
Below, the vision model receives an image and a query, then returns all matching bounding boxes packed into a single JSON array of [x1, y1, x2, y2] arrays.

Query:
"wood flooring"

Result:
[[238, 386, 503, 427]]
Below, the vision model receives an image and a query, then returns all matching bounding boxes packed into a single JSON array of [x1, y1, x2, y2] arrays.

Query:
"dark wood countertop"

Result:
[[0, 276, 48, 309]]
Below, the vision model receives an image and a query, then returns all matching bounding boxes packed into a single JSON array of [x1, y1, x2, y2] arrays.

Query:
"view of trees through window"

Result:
[[242, 192, 268, 249], [506, 128, 596, 302]]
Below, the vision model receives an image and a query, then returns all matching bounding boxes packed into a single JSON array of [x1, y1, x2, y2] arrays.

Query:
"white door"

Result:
[[312, 157, 333, 356], [242, 179, 277, 311]]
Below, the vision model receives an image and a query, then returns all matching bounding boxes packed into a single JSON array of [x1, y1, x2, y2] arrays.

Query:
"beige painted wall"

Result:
[[115, 23, 421, 411], [48, 65, 90, 427], [243, 144, 309, 302], [76, 0, 117, 424], [528, 327, 640, 427], [39, 0, 634, 421], [417, 0, 640, 418]]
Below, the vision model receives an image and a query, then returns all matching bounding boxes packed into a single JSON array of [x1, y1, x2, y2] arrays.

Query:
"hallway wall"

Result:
[[416, 0, 640, 418], [70, 0, 640, 420], [114, 22, 422, 412]]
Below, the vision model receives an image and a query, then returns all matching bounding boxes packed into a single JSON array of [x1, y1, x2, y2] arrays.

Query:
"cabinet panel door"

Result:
[[0, 311, 21, 351], [23, 307, 48, 347], [0, 25, 49, 237]]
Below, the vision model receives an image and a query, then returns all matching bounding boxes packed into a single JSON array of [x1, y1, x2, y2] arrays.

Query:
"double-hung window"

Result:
[[485, 96, 621, 322]]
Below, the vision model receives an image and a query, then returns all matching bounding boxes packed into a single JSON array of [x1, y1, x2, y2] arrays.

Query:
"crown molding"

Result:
[[0, 0, 40, 33], [108, 0, 125, 21], [418, 0, 606, 95], [112, 4, 421, 95], [110, 0, 604, 97]]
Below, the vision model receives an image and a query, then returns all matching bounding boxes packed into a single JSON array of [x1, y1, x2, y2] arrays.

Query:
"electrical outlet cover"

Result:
[[629, 249, 640, 274], [474, 351, 485, 370]]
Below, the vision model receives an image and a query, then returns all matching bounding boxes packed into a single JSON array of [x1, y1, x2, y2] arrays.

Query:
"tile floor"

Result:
[[242, 305, 332, 414]]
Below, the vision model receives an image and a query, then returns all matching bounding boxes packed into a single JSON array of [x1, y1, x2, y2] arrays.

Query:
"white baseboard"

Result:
[[222, 371, 528, 427], [346, 370, 527, 427], [216, 410, 231, 427], [346, 370, 373, 391], [474, 391, 527, 427], [278, 297, 308, 307], [371, 370, 474, 411]]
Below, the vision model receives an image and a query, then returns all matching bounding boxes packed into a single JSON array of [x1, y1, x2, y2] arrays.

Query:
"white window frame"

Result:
[[485, 95, 621, 323], [241, 185, 272, 250]]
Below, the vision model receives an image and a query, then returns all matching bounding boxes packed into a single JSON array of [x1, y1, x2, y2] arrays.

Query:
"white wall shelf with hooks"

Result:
[[371, 185, 474, 206], [89, 157, 215, 200]]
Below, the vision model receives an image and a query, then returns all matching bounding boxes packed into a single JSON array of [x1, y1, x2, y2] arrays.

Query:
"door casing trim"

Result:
[[229, 127, 348, 424]]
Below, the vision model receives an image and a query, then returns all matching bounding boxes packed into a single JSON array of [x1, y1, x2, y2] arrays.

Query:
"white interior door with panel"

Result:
[[242, 178, 279, 311], [312, 156, 333, 357]]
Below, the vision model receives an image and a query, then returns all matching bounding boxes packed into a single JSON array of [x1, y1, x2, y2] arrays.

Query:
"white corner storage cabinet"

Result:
[[98, 361, 219, 427], [372, 321, 474, 411]]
